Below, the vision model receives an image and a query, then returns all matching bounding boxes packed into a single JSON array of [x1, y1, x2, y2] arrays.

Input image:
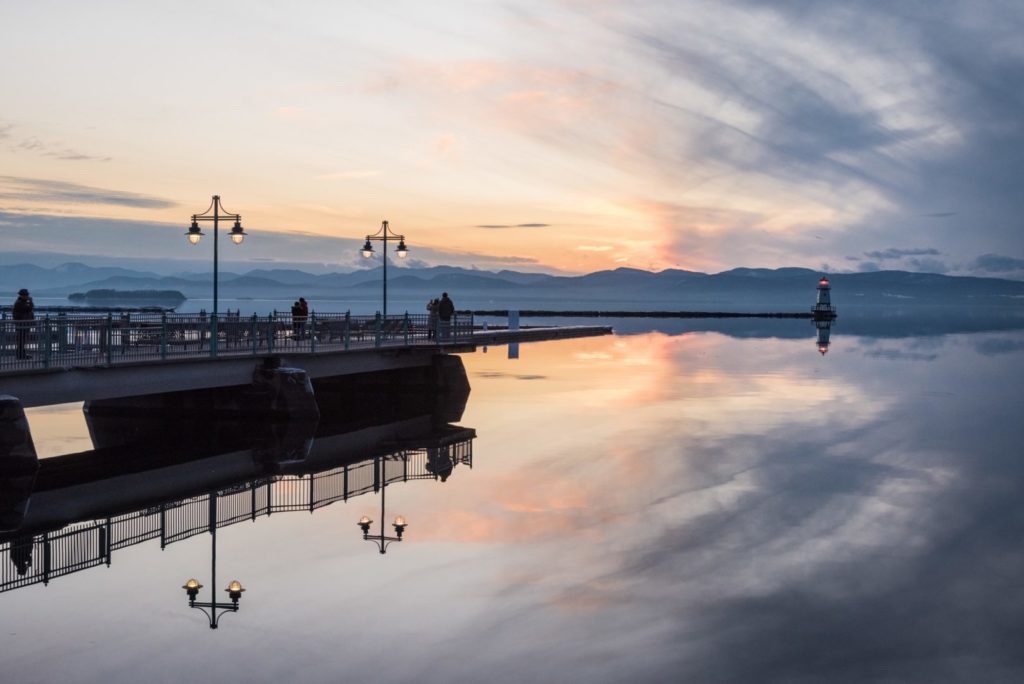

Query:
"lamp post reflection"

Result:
[[180, 497, 245, 629], [357, 480, 407, 554]]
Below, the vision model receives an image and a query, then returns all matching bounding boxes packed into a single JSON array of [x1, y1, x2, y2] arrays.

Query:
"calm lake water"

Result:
[[3, 318, 1024, 683]]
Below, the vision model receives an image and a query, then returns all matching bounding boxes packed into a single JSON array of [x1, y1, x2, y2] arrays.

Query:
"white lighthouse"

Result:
[[812, 275, 836, 319]]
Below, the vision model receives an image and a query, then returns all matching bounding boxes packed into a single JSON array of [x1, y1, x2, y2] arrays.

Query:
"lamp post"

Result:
[[357, 480, 407, 554], [360, 220, 408, 319], [186, 195, 247, 355], [180, 499, 245, 629]]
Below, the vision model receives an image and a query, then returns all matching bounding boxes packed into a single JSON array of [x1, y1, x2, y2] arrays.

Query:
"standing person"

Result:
[[12, 288, 34, 360], [290, 300, 303, 341], [426, 298, 439, 340], [299, 297, 310, 339], [437, 291, 455, 341]]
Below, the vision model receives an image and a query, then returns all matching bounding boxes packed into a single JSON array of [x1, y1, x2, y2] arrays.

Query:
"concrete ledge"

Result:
[[1, 326, 611, 408]]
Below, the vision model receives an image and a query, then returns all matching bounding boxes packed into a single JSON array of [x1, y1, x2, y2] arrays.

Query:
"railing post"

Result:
[[105, 313, 113, 366], [267, 314, 275, 353], [374, 312, 382, 348], [403, 312, 409, 345], [344, 311, 350, 351], [210, 314, 219, 359], [43, 533, 51, 585], [58, 312, 68, 353], [160, 312, 168, 359], [310, 312, 317, 353], [42, 315, 51, 368], [104, 517, 112, 565], [251, 314, 258, 355]]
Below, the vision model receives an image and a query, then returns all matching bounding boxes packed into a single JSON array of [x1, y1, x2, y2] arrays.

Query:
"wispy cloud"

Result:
[[0, 176, 176, 209], [4, 122, 111, 162], [863, 247, 942, 260], [315, 170, 382, 180], [474, 223, 550, 229]]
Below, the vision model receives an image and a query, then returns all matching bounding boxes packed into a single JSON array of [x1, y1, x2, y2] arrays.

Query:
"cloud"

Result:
[[577, 245, 614, 252], [905, 257, 948, 274], [863, 247, 942, 260], [315, 170, 382, 180], [970, 254, 1024, 273], [474, 223, 550, 229], [0, 176, 176, 209], [6, 125, 111, 162], [0, 210, 553, 274]]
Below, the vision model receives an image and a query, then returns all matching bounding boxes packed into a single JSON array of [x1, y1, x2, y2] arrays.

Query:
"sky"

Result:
[[1, 0, 1023, 277]]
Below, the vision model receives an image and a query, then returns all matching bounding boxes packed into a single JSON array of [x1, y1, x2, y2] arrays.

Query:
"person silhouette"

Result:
[[12, 288, 34, 360], [437, 292, 455, 341]]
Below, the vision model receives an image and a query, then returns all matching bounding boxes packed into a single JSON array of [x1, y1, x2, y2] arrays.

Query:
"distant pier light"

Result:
[[812, 275, 837, 320]]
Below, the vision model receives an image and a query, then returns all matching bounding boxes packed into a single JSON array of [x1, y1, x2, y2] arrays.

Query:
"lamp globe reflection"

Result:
[[182, 577, 246, 629], [180, 510, 247, 630], [358, 480, 408, 554]]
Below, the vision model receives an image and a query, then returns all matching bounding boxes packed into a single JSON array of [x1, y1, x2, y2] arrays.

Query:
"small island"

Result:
[[68, 289, 187, 305]]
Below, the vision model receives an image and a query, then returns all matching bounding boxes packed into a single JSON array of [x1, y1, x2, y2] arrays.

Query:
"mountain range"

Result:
[[3, 262, 1024, 312]]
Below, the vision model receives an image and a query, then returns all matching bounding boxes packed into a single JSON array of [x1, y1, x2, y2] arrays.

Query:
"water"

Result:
[[3, 318, 1024, 682]]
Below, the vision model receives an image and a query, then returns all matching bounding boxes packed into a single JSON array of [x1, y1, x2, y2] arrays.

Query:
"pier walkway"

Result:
[[0, 311, 611, 407]]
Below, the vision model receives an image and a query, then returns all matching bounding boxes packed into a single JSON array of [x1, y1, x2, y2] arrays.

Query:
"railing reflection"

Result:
[[0, 437, 473, 593]]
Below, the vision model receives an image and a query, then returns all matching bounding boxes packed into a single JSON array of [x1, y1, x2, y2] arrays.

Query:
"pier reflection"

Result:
[[0, 360, 476, 594]]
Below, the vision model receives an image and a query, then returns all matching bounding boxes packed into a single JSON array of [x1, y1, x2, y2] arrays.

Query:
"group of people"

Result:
[[290, 297, 309, 338], [426, 292, 456, 340]]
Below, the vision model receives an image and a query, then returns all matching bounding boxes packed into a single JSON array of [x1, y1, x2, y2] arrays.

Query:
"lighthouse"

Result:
[[812, 275, 837, 320]]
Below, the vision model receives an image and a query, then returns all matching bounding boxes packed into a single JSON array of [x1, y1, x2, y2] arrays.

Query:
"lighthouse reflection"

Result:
[[815, 319, 833, 355]]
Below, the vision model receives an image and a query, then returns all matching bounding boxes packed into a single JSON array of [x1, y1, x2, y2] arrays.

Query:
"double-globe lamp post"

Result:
[[186, 195, 247, 355], [361, 220, 408, 319]]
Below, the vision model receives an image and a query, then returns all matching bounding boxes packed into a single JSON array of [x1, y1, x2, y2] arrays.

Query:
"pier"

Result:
[[0, 311, 611, 407]]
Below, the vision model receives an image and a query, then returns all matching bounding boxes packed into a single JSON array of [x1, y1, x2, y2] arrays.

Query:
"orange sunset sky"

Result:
[[2, 1, 1022, 277]]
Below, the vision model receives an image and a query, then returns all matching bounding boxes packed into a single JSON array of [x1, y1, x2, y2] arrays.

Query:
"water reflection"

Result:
[[814, 318, 832, 355], [3, 320, 1024, 681], [1, 359, 477, 598]]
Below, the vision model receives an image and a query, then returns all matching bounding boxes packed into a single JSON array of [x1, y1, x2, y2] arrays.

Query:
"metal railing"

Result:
[[0, 310, 475, 373], [0, 440, 473, 593]]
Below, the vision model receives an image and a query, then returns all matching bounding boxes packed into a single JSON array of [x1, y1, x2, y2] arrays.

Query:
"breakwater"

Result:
[[472, 310, 814, 319]]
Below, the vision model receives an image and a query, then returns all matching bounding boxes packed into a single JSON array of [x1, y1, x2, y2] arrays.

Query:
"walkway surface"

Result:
[[1, 311, 611, 376]]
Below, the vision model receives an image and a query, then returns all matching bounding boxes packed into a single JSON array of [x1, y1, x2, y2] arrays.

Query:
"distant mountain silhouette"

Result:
[[5, 261, 1024, 311]]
